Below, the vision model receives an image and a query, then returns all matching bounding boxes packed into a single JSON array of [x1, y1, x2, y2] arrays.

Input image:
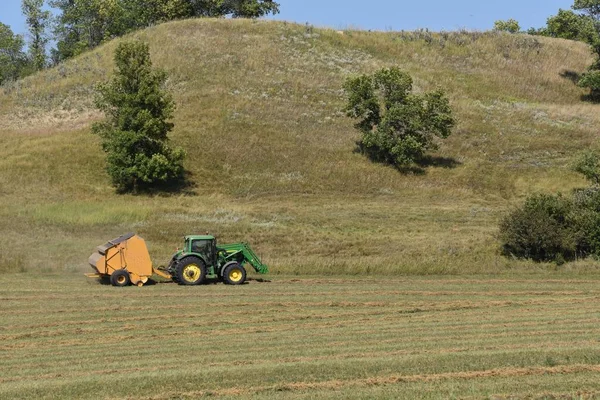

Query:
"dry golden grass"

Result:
[[0, 19, 598, 274]]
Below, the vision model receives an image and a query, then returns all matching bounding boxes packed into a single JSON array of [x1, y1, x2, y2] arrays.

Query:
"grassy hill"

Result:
[[0, 19, 598, 275]]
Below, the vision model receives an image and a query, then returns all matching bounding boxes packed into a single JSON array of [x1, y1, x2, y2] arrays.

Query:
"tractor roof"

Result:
[[185, 235, 215, 240]]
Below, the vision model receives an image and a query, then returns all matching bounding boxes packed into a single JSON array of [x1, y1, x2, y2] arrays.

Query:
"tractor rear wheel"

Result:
[[223, 263, 246, 285], [110, 270, 131, 287], [176, 257, 207, 286]]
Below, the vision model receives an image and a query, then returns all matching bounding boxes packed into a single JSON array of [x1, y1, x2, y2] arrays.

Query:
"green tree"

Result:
[[573, 150, 600, 185], [125, 0, 191, 26], [216, 0, 280, 18], [93, 41, 185, 192], [50, 0, 280, 62], [50, 0, 131, 61], [499, 193, 578, 263], [546, 9, 598, 43], [494, 19, 521, 33], [144, 0, 280, 19], [22, 0, 51, 70], [0, 23, 28, 84], [344, 67, 455, 169], [574, 0, 600, 15], [572, 0, 600, 99]]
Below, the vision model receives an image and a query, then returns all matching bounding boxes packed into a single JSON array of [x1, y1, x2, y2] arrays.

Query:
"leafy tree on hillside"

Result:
[[573, 150, 600, 185], [93, 41, 185, 192], [125, 0, 280, 26], [527, 9, 598, 44], [49, 0, 132, 61], [494, 19, 521, 33], [22, 0, 51, 70], [50, 0, 281, 62], [126, 0, 191, 26], [344, 67, 455, 170], [215, 0, 280, 18], [545, 9, 598, 43], [0, 23, 28, 84], [571, 0, 600, 99], [165, 0, 280, 18]]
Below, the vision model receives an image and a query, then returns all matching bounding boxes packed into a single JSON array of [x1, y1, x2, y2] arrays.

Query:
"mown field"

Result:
[[1, 273, 599, 399]]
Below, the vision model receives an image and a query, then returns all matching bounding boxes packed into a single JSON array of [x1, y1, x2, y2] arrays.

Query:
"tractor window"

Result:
[[192, 239, 215, 263], [192, 240, 209, 254]]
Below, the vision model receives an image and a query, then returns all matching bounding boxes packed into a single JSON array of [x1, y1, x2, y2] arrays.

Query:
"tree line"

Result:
[[0, 0, 280, 84]]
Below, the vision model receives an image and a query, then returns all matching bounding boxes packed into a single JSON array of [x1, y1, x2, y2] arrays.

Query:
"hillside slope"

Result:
[[0, 19, 597, 274]]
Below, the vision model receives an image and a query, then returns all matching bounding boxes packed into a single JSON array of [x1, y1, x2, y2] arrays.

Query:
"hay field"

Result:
[[1, 274, 599, 399]]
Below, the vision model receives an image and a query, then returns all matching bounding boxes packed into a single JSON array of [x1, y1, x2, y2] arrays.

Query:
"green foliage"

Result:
[[569, 187, 600, 256], [494, 19, 521, 33], [221, 0, 280, 18], [527, 27, 548, 36], [50, 0, 280, 62], [501, 156, 600, 263], [500, 193, 577, 263], [49, 0, 133, 61], [93, 41, 185, 192], [573, 150, 600, 184], [569, 0, 600, 99], [546, 9, 598, 44], [344, 67, 455, 169], [578, 68, 600, 99], [0, 23, 28, 84], [573, 0, 600, 17], [127, 0, 192, 26], [178, 0, 280, 18], [22, 0, 51, 70]]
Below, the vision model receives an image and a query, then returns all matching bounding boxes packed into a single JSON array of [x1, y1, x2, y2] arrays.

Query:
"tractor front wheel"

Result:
[[223, 263, 247, 285], [110, 270, 131, 287], [176, 258, 207, 286]]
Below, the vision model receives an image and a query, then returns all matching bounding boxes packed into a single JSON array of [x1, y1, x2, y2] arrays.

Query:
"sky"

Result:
[[1, 0, 576, 37]]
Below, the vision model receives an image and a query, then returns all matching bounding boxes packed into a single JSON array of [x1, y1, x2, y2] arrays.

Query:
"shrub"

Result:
[[571, 187, 600, 257], [494, 19, 521, 34], [499, 194, 577, 263], [343, 67, 455, 169], [500, 186, 600, 263], [578, 70, 600, 100], [93, 41, 185, 193], [573, 150, 600, 185]]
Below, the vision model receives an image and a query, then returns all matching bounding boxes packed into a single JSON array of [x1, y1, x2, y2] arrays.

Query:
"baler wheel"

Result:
[[110, 270, 131, 287], [223, 263, 247, 285], [176, 258, 206, 286]]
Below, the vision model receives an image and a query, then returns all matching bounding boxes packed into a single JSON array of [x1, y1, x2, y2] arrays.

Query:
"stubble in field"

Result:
[[1, 274, 599, 399]]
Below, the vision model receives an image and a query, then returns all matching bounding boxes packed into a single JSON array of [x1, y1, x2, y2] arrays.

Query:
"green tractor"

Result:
[[166, 235, 268, 286]]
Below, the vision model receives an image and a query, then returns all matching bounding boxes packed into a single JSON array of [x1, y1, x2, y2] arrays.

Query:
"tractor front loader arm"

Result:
[[219, 243, 269, 274]]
